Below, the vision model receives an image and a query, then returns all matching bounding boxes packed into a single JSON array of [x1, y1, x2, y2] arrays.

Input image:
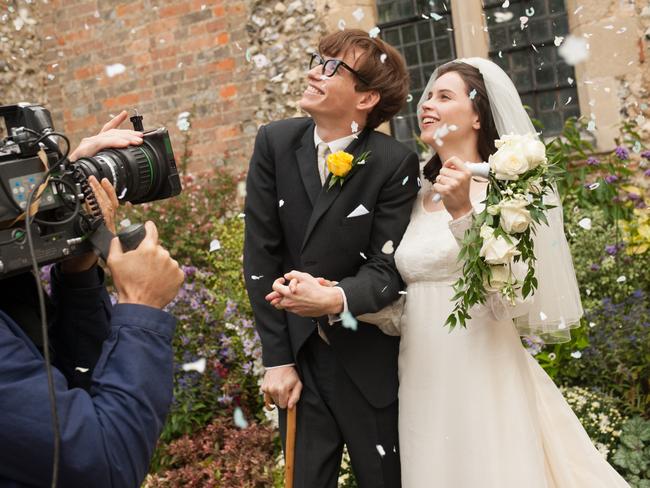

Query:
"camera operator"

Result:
[[0, 111, 185, 488]]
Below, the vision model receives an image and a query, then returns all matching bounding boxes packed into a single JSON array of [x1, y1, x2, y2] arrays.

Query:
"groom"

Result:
[[243, 29, 419, 487]]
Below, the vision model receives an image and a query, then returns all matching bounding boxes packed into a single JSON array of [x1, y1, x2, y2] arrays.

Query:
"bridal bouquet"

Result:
[[446, 133, 561, 330]]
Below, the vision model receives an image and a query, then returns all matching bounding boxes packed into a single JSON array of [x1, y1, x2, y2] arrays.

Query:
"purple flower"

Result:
[[614, 146, 629, 160], [641, 150, 650, 159], [644, 169, 650, 177], [605, 244, 618, 256], [628, 192, 641, 201], [590, 264, 601, 271], [604, 174, 619, 184], [586, 157, 600, 166]]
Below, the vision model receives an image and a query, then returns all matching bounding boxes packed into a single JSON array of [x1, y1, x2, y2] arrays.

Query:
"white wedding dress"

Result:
[[393, 177, 630, 488]]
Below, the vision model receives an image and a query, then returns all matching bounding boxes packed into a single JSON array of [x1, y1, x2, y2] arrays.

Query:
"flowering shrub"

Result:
[[560, 386, 625, 460], [611, 416, 650, 487]]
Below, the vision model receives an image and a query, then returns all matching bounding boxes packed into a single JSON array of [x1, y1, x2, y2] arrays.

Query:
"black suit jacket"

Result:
[[243, 117, 419, 408]]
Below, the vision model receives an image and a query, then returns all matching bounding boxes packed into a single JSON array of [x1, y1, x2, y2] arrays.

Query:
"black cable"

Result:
[[33, 178, 81, 227], [25, 161, 64, 488]]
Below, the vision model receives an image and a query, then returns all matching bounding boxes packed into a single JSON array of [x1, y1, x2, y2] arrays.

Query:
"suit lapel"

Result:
[[300, 128, 371, 253], [294, 123, 321, 207]]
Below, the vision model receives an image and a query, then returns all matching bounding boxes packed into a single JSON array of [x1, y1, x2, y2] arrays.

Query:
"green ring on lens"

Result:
[[136, 146, 155, 188]]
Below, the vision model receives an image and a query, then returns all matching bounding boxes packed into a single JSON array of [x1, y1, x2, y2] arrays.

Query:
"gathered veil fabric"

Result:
[[417, 57, 583, 343], [393, 58, 629, 487]]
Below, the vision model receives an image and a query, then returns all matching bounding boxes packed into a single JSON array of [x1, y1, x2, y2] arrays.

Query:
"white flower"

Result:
[[488, 146, 529, 180], [487, 205, 500, 216], [485, 265, 511, 292], [521, 137, 547, 169], [499, 198, 532, 234], [480, 224, 495, 240], [480, 233, 521, 265]]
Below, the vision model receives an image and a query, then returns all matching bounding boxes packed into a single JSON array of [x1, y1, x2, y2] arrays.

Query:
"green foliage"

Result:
[[611, 417, 650, 487]]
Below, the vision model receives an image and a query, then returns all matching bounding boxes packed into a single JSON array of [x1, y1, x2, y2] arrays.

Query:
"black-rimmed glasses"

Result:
[[309, 53, 370, 85]]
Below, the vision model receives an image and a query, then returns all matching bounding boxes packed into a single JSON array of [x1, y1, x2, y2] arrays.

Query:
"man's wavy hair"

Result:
[[318, 29, 410, 130]]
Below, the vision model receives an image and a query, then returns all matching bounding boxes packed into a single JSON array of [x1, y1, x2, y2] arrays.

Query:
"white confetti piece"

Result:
[[554, 36, 564, 47], [406, 94, 413, 103], [588, 182, 600, 191], [176, 111, 191, 132], [368, 26, 380, 38], [494, 12, 513, 23], [209, 239, 221, 252], [252, 54, 269, 68], [251, 275, 264, 280], [182, 358, 206, 374], [279, 199, 285, 207], [589, 322, 596, 328], [502, 0, 510, 7], [417, 177, 422, 187], [381, 285, 388, 293], [431, 12, 443, 21], [616, 275, 626, 283], [567, 77, 574, 85], [338, 19, 346, 30], [525, 7, 535, 16], [539, 311, 548, 321], [548, 353, 557, 360], [234, 407, 249, 429], [341, 311, 358, 331], [105, 63, 126, 78], [347, 204, 369, 218], [382, 240, 394, 254], [586, 119, 596, 131], [558, 317, 567, 330], [74, 367, 89, 373], [119, 218, 131, 229], [570, 351, 582, 359], [520, 16, 529, 29], [352, 7, 364, 22], [376, 444, 386, 457], [360, 252, 367, 260], [565, 97, 572, 105], [351, 121, 359, 133], [398, 290, 408, 295], [469, 89, 477, 100], [558, 35, 589, 65], [402, 176, 409, 186], [578, 218, 592, 230], [380, 53, 387, 63], [118, 187, 127, 200]]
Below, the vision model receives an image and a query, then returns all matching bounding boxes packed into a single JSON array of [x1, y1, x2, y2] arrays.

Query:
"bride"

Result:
[[365, 58, 630, 487]]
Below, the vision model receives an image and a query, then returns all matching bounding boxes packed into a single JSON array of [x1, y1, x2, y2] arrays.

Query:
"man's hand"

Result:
[[108, 221, 184, 309], [261, 365, 302, 409], [69, 110, 143, 162], [264, 270, 343, 317]]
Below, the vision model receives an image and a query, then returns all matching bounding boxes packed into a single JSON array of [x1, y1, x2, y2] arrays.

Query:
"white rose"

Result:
[[522, 137, 546, 169], [499, 198, 532, 234], [480, 233, 521, 265], [488, 147, 530, 180], [479, 224, 495, 239], [494, 134, 519, 149], [485, 265, 511, 292], [487, 204, 500, 216]]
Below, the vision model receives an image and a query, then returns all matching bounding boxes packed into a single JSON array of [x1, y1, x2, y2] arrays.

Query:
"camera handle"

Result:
[[89, 222, 146, 261]]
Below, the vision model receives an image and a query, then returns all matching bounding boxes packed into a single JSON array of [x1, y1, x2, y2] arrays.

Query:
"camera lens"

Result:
[[73, 128, 181, 204]]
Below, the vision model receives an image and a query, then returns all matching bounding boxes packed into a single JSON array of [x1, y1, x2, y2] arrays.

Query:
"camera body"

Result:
[[0, 103, 182, 278]]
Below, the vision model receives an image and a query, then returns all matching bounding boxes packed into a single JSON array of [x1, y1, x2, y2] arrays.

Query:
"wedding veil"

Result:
[[417, 57, 583, 343]]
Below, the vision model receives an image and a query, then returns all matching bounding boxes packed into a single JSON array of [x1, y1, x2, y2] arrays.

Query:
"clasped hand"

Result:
[[265, 270, 341, 317]]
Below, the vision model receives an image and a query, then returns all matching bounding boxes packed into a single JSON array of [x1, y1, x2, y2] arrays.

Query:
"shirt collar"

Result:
[[313, 126, 358, 154]]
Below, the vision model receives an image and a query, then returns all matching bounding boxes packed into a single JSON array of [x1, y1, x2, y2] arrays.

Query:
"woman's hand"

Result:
[[433, 156, 473, 220]]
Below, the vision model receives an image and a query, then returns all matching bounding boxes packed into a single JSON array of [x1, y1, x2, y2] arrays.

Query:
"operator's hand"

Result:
[[261, 365, 302, 409], [69, 110, 143, 162], [60, 175, 120, 274], [108, 221, 184, 309]]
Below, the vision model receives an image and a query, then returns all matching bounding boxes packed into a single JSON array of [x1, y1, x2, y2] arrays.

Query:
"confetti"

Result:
[[494, 12, 513, 23], [406, 94, 413, 103], [234, 407, 249, 429], [182, 358, 206, 374], [341, 311, 358, 331], [118, 187, 127, 200], [539, 311, 548, 321], [469, 89, 477, 100], [589, 322, 596, 328], [577, 218, 592, 230], [588, 182, 600, 191], [381, 285, 388, 293], [360, 252, 367, 260], [368, 26, 380, 38], [245, 47, 252, 62], [616, 275, 626, 283], [567, 77, 574, 85], [352, 7, 364, 22], [382, 240, 395, 254], [402, 176, 409, 186], [520, 16, 529, 29], [119, 218, 132, 229], [251, 275, 264, 280], [570, 351, 582, 359], [351, 121, 359, 133], [558, 35, 589, 65], [431, 12, 443, 21], [380, 53, 387, 63], [558, 317, 567, 330], [338, 19, 346, 30], [417, 177, 422, 187], [565, 97, 572, 105], [548, 353, 557, 360], [252, 54, 269, 68], [502, 0, 510, 7], [554, 36, 564, 47], [376, 445, 386, 457], [398, 290, 408, 295], [105, 63, 126, 78], [177, 111, 191, 132], [525, 7, 535, 16], [279, 199, 285, 207], [75, 367, 90, 373], [209, 239, 221, 252]]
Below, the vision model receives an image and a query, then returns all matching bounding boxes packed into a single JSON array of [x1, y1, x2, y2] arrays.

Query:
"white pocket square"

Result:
[[347, 204, 370, 218]]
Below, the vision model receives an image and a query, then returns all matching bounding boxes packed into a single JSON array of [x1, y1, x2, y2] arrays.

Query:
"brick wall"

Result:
[[40, 0, 262, 170]]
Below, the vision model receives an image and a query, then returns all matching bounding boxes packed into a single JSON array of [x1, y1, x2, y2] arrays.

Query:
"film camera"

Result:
[[0, 103, 182, 278]]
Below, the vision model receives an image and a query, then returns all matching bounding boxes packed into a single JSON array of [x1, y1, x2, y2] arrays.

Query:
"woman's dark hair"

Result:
[[422, 62, 499, 184]]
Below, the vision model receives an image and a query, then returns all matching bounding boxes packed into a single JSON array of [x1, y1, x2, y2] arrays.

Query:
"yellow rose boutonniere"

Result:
[[326, 150, 371, 190]]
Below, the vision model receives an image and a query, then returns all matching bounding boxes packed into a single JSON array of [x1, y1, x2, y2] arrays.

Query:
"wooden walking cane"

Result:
[[265, 393, 297, 488]]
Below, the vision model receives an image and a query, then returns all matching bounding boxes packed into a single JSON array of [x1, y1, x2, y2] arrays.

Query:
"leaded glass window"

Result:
[[483, 0, 580, 135], [377, 0, 455, 152]]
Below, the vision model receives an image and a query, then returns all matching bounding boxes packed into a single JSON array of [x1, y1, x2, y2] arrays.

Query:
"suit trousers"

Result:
[[279, 331, 401, 488]]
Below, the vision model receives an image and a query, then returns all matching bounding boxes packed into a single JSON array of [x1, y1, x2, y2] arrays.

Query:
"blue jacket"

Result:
[[0, 265, 176, 487]]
